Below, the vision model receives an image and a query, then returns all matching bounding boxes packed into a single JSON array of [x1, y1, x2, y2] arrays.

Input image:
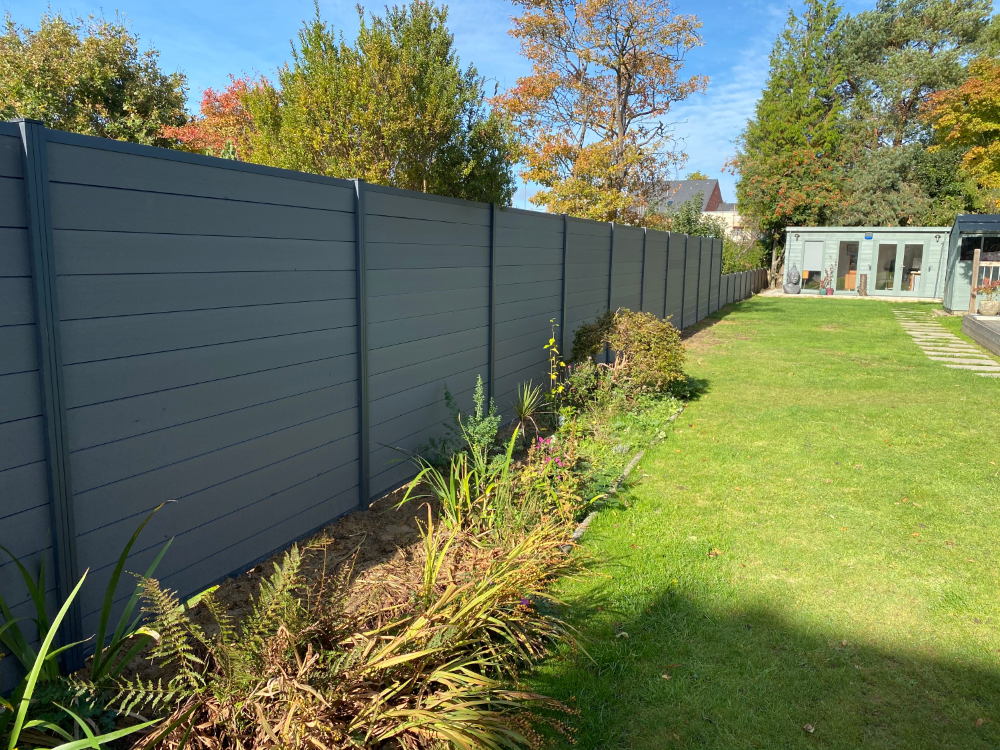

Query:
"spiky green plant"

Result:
[[513, 381, 545, 442], [0, 504, 170, 687], [0, 570, 159, 750], [401, 429, 520, 533]]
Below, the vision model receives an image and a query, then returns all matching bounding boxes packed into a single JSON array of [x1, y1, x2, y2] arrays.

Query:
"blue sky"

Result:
[[2, 0, 866, 205]]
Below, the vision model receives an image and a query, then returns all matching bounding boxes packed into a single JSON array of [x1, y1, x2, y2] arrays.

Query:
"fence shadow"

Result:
[[532, 560, 1000, 749]]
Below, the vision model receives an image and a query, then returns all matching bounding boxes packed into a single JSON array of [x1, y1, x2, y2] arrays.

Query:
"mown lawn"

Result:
[[535, 297, 1000, 749]]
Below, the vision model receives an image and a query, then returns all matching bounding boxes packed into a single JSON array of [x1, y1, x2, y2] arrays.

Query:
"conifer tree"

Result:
[[729, 0, 845, 241]]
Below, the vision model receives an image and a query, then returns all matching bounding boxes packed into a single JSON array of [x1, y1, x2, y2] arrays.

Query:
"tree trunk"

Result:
[[770, 236, 778, 288]]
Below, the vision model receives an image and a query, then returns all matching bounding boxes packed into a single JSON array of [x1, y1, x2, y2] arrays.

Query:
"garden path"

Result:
[[893, 310, 1000, 376]]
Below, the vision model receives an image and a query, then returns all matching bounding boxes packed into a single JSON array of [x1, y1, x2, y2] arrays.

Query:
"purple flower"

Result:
[[520, 598, 531, 607]]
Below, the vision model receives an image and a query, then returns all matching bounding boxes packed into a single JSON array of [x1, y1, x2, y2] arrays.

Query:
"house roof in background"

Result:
[[712, 202, 736, 212], [659, 179, 721, 210]]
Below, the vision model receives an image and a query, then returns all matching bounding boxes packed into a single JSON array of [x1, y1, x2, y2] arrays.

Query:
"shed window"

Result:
[[961, 237, 982, 262], [960, 236, 1000, 261]]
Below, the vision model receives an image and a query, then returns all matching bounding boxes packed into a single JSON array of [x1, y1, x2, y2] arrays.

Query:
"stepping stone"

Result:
[[945, 364, 1000, 371], [928, 357, 996, 364], [919, 345, 979, 350]]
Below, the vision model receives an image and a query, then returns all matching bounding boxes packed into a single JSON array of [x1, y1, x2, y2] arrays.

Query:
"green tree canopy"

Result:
[[732, 0, 988, 237], [839, 0, 990, 151], [0, 12, 187, 145], [241, 2, 518, 204]]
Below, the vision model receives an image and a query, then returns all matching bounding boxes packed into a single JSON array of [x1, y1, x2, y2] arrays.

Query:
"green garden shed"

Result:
[[783, 226, 950, 298], [943, 215, 1000, 313]]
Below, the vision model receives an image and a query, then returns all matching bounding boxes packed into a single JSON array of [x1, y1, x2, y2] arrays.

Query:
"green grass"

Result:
[[535, 297, 1000, 749]]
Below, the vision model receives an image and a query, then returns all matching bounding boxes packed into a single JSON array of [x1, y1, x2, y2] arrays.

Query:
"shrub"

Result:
[[422, 374, 501, 469], [570, 308, 685, 394]]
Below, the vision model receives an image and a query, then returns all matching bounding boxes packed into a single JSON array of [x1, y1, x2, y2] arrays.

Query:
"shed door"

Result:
[[802, 240, 824, 290]]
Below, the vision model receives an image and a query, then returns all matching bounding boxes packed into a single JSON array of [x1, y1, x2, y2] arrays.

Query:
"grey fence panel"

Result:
[[710, 239, 722, 312], [0, 125, 60, 694], [563, 218, 612, 353], [610, 224, 643, 313], [743, 271, 749, 299], [366, 187, 490, 497], [641, 229, 668, 318], [2, 124, 726, 681], [44, 138, 362, 638], [681, 235, 699, 328], [727, 274, 734, 304], [665, 233, 685, 326], [493, 209, 563, 413], [697, 238, 711, 321]]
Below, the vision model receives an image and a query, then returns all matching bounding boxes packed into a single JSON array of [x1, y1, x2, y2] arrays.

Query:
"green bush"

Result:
[[570, 308, 685, 394]]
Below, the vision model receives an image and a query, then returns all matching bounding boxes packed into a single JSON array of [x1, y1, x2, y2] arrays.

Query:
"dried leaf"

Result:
[[803, 723, 815, 733]]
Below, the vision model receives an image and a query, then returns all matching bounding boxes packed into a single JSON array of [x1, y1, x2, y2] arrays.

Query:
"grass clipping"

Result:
[[116, 511, 582, 750]]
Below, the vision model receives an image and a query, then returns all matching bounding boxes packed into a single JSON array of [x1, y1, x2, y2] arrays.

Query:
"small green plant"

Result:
[[514, 381, 545, 442], [462, 374, 502, 474], [422, 374, 501, 468], [402, 429, 521, 532]]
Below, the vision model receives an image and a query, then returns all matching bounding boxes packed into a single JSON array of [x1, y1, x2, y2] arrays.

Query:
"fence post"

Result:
[[560, 213, 568, 357], [353, 180, 370, 507], [16, 119, 83, 672], [488, 204, 497, 402]]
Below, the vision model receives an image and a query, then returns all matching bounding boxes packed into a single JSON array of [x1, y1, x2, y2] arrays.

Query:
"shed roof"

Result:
[[786, 226, 949, 234], [953, 214, 1000, 233]]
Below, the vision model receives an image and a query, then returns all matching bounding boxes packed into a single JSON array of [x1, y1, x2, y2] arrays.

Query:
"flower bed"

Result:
[[0, 309, 688, 750]]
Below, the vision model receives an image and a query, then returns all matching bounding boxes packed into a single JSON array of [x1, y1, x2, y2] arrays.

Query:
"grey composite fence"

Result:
[[0, 119, 763, 686]]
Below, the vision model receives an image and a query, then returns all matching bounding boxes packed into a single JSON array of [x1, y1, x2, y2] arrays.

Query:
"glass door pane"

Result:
[[802, 240, 823, 290], [901, 244, 923, 294], [836, 241, 859, 291], [875, 243, 897, 291]]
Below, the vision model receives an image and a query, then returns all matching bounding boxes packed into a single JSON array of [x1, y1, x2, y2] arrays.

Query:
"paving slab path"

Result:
[[892, 310, 1000, 376]]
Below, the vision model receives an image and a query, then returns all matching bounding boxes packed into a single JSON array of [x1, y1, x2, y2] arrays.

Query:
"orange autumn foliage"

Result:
[[925, 57, 1000, 202], [161, 76, 259, 159], [494, 0, 707, 225]]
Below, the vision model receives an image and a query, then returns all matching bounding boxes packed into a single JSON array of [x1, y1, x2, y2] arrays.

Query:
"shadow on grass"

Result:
[[535, 562, 1000, 750]]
